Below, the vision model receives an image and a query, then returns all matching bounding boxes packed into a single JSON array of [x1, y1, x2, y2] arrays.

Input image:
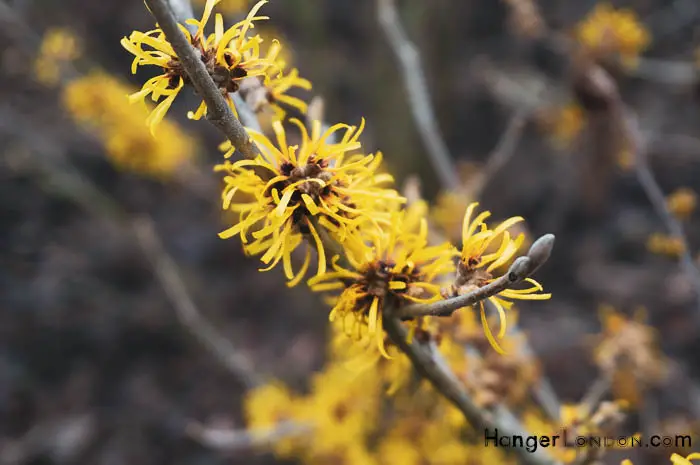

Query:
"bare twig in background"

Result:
[[397, 233, 555, 318], [383, 316, 561, 465], [2, 111, 263, 389], [469, 108, 529, 198], [580, 375, 611, 415], [630, 57, 697, 86], [133, 218, 263, 389], [143, 0, 261, 159], [186, 420, 310, 451], [623, 113, 700, 312], [232, 91, 263, 132], [377, 0, 460, 190]]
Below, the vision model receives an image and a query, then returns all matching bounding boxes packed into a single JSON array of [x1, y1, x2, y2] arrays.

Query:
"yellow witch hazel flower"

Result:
[[121, 0, 280, 134], [575, 3, 650, 67], [453, 202, 551, 353], [216, 118, 404, 285], [262, 64, 312, 119], [308, 206, 455, 359], [62, 71, 196, 178]]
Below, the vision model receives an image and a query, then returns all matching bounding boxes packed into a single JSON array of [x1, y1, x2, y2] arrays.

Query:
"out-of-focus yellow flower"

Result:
[[539, 103, 586, 149], [121, 0, 280, 134], [667, 187, 697, 220], [671, 453, 700, 465], [299, 363, 381, 457], [647, 233, 685, 258], [594, 305, 668, 407], [34, 28, 82, 86], [193, 0, 249, 16], [575, 3, 650, 67], [243, 382, 300, 457], [62, 72, 196, 178], [308, 207, 455, 359], [451, 202, 551, 354], [216, 118, 404, 284], [521, 408, 577, 463], [467, 331, 540, 408], [431, 191, 471, 242]]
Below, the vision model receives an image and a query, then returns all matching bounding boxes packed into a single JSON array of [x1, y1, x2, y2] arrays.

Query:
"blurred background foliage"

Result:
[[2, 0, 700, 464]]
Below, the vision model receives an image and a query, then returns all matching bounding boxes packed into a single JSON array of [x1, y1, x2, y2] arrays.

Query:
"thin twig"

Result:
[[580, 375, 611, 415], [383, 317, 561, 465], [469, 108, 529, 199], [144, 0, 260, 159], [628, 57, 697, 86], [185, 420, 310, 451], [623, 113, 700, 312], [398, 233, 555, 318], [133, 217, 264, 389], [377, 0, 460, 190], [1, 105, 264, 390]]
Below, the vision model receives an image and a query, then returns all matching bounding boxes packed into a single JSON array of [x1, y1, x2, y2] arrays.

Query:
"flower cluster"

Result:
[[309, 203, 455, 357], [667, 187, 697, 220], [575, 3, 650, 67], [593, 305, 669, 407], [243, 320, 487, 465], [121, 0, 281, 133], [62, 71, 196, 177], [447, 202, 551, 353], [216, 118, 404, 285]]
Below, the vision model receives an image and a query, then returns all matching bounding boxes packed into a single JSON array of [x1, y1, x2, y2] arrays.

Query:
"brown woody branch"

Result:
[[144, 0, 260, 159]]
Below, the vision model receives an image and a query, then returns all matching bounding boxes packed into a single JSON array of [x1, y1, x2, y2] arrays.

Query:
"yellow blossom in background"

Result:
[[575, 3, 651, 67], [594, 305, 668, 407], [243, 381, 300, 457], [216, 118, 404, 284], [538, 103, 586, 149], [298, 363, 381, 457], [121, 0, 280, 133], [667, 187, 697, 220], [647, 232, 685, 258], [466, 331, 540, 408], [451, 202, 551, 354], [34, 28, 82, 86], [193, 0, 249, 16], [309, 207, 455, 358], [431, 191, 471, 242], [62, 72, 196, 178]]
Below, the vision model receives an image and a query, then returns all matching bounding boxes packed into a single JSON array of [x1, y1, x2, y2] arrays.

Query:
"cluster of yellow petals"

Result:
[[34, 28, 82, 86], [575, 3, 651, 67], [538, 103, 586, 149], [457, 202, 551, 353], [244, 321, 496, 465], [216, 118, 404, 285], [62, 71, 196, 177], [121, 0, 280, 134], [647, 232, 685, 258], [309, 203, 455, 358], [667, 187, 697, 220]]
